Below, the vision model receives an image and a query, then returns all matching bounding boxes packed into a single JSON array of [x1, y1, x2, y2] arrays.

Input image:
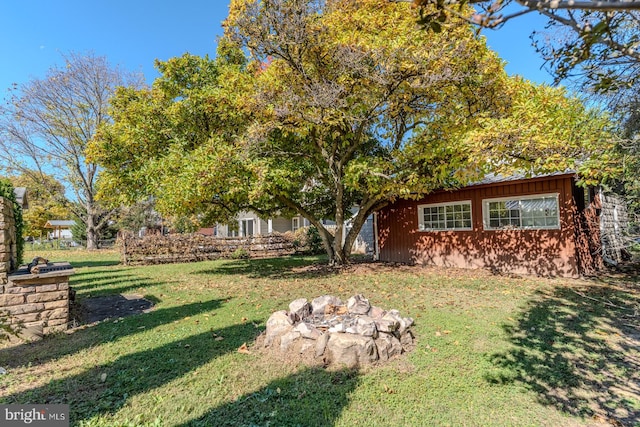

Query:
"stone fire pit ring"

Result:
[[262, 294, 415, 368]]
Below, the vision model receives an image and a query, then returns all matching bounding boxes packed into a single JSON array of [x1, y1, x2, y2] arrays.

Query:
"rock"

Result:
[[400, 329, 414, 351], [264, 310, 294, 347], [294, 322, 321, 340], [382, 310, 412, 334], [289, 298, 310, 319], [347, 294, 371, 315], [368, 305, 386, 319], [328, 323, 345, 333], [354, 315, 378, 338], [325, 333, 378, 368], [280, 330, 301, 352], [299, 339, 315, 354], [315, 332, 330, 357], [311, 295, 342, 315], [325, 304, 348, 315], [377, 316, 399, 333], [375, 332, 404, 361]]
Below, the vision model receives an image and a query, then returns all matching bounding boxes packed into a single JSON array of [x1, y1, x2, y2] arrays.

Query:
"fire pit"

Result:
[[262, 294, 414, 368]]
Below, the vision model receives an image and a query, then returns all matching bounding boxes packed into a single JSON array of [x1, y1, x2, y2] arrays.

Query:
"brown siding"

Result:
[[377, 175, 592, 277]]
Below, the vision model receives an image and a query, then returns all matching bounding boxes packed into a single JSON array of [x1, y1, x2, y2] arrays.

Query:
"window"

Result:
[[292, 217, 300, 232], [418, 201, 472, 231], [483, 194, 559, 230], [239, 219, 255, 236]]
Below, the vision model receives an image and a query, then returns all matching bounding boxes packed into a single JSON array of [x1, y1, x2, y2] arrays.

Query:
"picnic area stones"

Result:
[[262, 294, 415, 368]]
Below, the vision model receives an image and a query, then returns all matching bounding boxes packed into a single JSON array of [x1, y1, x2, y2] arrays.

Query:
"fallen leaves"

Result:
[[237, 343, 251, 354]]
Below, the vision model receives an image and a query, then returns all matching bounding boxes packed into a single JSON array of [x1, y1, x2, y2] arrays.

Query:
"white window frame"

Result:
[[239, 218, 255, 237], [292, 217, 300, 232], [417, 201, 473, 231], [482, 193, 560, 231]]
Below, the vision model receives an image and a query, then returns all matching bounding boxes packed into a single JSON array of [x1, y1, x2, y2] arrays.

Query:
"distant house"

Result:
[[210, 210, 376, 254], [44, 220, 76, 240], [213, 211, 311, 237], [375, 172, 625, 277]]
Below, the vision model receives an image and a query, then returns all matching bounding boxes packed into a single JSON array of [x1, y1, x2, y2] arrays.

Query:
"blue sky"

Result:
[[0, 1, 554, 100]]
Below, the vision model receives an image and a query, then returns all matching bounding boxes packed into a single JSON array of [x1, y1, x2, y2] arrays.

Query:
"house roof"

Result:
[[13, 187, 28, 209], [467, 171, 577, 187], [44, 220, 76, 229]]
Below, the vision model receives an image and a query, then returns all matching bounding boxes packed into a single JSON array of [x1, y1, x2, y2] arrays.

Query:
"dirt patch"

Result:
[[73, 294, 154, 324]]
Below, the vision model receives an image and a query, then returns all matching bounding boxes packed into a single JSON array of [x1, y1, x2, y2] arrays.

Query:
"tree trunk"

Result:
[[85, 207, 99, 250]]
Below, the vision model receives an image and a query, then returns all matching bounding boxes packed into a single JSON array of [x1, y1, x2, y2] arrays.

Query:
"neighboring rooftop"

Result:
[[44, 220, 76, 228]]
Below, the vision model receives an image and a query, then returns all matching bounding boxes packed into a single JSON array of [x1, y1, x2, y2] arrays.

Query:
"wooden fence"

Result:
[[119, 232, 296, 265]]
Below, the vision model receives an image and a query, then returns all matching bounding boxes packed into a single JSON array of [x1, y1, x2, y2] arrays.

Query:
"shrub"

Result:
[[290, 226, 324, 255], [230, 247, 250, 260]]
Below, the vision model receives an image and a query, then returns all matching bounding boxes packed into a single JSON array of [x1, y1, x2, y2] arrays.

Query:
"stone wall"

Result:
[[0, 196, 71, 339], [0, 196, 17, 285], [120, 232, 296, 265], [3, 272, 71, 337]]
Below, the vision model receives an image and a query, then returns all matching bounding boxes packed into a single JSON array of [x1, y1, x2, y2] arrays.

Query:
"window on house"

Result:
[[417, 201, 472, 231], [483, 194, 560, 230], [239, 219, 255, 237], [292, 217, 300, 232]]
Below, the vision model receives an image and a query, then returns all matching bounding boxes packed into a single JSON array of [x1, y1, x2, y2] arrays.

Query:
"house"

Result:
[[44, 220, 76, 240], [212, 211, 311, 237], [374, 172, 622, 277], [211, 210, 376, 254]]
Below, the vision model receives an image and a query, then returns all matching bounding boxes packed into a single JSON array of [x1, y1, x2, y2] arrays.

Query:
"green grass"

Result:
[[1, 249, 639, 426]]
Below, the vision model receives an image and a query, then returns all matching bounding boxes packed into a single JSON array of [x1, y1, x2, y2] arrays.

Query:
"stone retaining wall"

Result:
[[0, 196, 72, 339], [0, 196, 17, 284]]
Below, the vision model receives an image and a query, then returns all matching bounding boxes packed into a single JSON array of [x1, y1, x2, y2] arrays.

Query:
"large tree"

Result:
[[0, 52, 143, 249], [91, 0, 614, 264]]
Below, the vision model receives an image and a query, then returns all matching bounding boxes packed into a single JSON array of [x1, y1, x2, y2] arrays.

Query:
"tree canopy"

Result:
[[8, 172, 70, 240], [0, 52, 143, 249], [90, 0, 617, 264]]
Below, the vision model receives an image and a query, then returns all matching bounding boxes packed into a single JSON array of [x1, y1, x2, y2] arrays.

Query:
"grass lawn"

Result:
[[1, 249, 639, 426]]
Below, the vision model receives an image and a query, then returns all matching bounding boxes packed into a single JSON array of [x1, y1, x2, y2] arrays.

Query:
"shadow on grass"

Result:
[[179, 367, 360, 427], [194, 255, 338, 280], [486, 284, 640, 425], [0, 299, 225, 369], [70, 267, 180, 299], [3, 321, 260, 425]]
